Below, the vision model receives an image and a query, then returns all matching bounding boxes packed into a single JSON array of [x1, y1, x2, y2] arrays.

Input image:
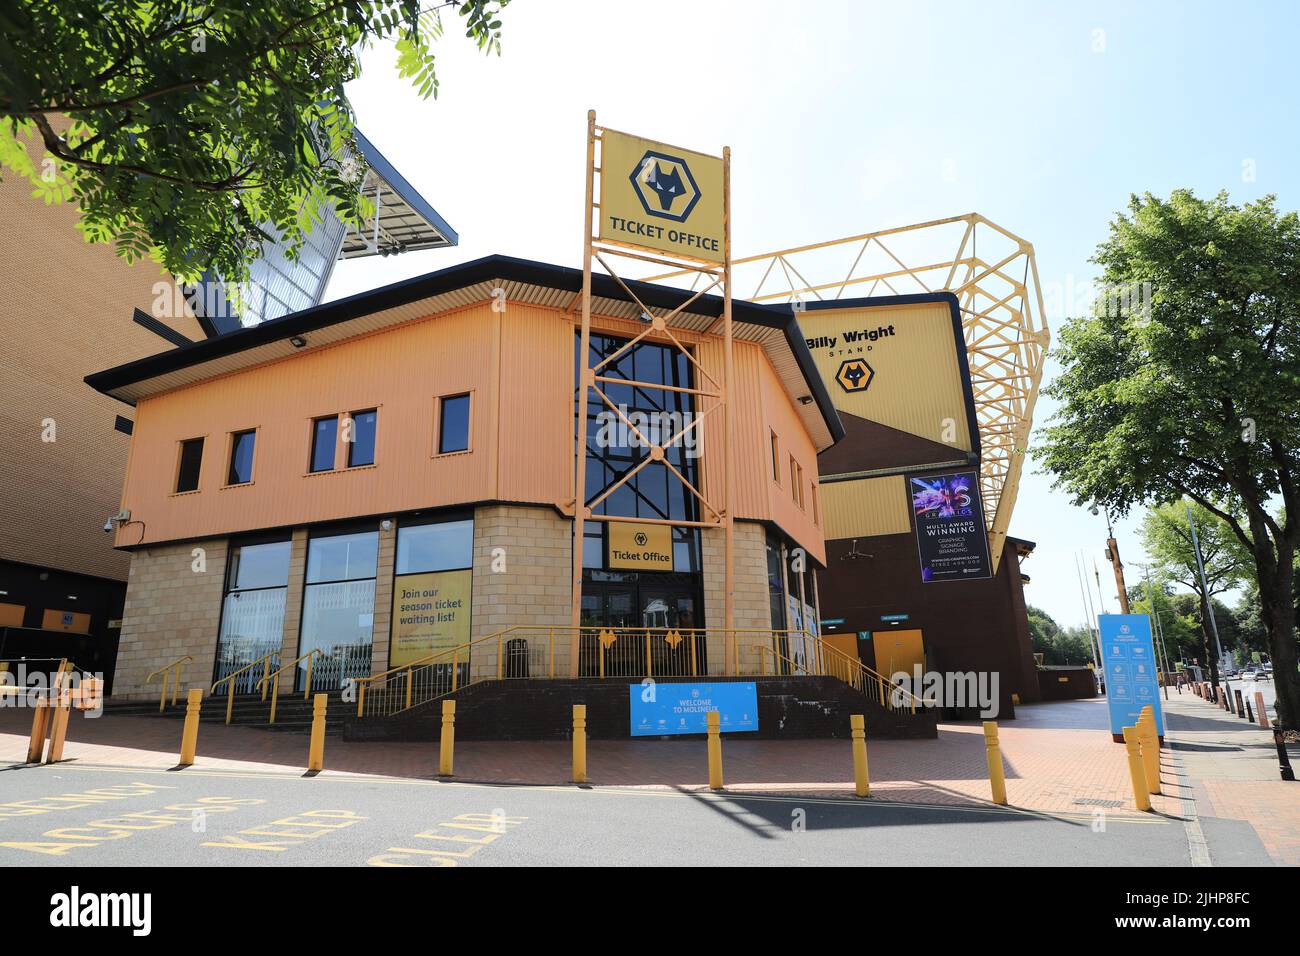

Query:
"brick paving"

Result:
[[1162, 688, 1300, 866], [0, 697, 1183, 820]]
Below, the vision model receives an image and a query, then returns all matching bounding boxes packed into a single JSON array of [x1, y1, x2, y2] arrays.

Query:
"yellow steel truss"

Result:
[[650, 212, 1049, 574]]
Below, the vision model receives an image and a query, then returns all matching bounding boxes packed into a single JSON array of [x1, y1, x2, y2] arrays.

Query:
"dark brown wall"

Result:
[[817, 534, 1041, 716]]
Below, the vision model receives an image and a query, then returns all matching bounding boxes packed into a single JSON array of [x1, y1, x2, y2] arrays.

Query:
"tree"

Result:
[[1036, 190, 1300, 729], [0, 1, 509, 284], [1138, 501, 1248, 686], [1026, 605, 1095, 666]]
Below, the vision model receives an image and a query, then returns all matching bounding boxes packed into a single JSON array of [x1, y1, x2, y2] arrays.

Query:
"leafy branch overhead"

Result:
[[0, 1, 509, 283]]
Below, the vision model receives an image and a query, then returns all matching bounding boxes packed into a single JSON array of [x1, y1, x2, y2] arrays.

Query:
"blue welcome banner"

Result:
[[1098, 614, 1164, 737], [628, 682, 759, 737]]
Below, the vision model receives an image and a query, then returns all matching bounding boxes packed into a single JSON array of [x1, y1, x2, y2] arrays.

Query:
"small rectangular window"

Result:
[[176, 437, 204, 492], [789, 455, 798, 503], [310, 416, 338, 473], [811, 484, 820, 525], [770, 430, 780, 483], [347, 409, 377, 467], [438, 394, 471, 454], [227, 429, 256, 485]]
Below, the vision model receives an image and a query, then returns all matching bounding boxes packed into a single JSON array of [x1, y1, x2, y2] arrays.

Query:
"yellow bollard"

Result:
[[45, 695, 71, 764], [572, 704, 588, 783], [707, 711, 723, 790], [179, 688, 203, 766], [850, 714, 870, 797], [1138, 709, 1161, 794], [26, 699, 50, 763], [982, 720, 1008, 805], [1122, 726, 1151, 811], [307, 693, 327, 772], [438, 699, 456, 776]]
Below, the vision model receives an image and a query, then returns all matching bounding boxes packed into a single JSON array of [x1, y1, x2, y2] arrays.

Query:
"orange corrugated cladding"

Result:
[[118, 301, 825, 562]]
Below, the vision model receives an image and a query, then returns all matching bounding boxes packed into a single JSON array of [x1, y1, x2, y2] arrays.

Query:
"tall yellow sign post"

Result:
[[571, 112, 734, 674]]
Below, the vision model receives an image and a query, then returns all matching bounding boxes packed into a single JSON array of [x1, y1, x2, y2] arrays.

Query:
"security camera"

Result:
[[103, 518, 115, 533]]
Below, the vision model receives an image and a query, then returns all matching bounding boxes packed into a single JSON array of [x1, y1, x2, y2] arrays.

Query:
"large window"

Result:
[[437, 394, 471, 454], [299, 528, 379, 690], [176, 437, 204, 492], [347, 409, 377, 467], [227, 429, 256, 485], [390, 517, 474, 669], [310, 416, 337, 472], [213, 538, 291, 691], [578, 332, 701, 573]]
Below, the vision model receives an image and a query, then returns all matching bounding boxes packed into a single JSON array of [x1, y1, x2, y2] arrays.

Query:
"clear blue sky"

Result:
[[327, 0, 1300, 629]]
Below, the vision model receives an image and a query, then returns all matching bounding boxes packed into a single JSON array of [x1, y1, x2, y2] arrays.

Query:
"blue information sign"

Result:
[[1097, 614, 1164, 737], [628, 682, 759, 737]]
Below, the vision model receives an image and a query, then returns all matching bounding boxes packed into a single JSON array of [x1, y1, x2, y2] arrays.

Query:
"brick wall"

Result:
[[701, 521, 776, 674], [113, 540, 228, 700]]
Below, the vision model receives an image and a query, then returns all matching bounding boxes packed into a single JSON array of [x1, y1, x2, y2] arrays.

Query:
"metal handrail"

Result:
[[814, 639, 924, 714], [211, 650, 279, 725], [145, 655, 193, 712], [256, 648, 324, 724]]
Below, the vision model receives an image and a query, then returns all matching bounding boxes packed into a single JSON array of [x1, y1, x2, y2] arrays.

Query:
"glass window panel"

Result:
[[176, 438, 204, 492], [306, 530, 378, 583], [298, 580, 376, 682], [438, 394, 471, 454], [310, 416, 337, 472], [396, 520, 473, 574], [228, 430, 256, 484], [348, 409, 377, 467], [228, 540, 291, 591]]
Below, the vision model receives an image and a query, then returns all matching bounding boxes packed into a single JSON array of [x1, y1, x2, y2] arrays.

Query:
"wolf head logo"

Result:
[[647, 163, 685, 211]]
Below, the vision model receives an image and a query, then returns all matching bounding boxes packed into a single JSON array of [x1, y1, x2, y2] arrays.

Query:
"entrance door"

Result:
[[580, 575, 705, 676], [874, 628, 925, 680]]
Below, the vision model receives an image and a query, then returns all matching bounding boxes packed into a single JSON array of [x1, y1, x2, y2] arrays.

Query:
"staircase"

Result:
[[105, 690, 349, 735]]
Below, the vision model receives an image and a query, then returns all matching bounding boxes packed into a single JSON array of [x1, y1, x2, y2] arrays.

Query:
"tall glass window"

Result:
[[390, 518, 474, 670], [310, 416, 337, 472], [227, 430, 256, 485], [299, 528, 379, 690], [578, 332, 701, 572], [213, 538, 291, 692]]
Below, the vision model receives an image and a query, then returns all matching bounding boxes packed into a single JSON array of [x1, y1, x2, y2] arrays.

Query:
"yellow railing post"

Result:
[[405, 668, 412, 710], [451, 651, 459, 693], [690, 633, 697, 677], [26, 699, 50, 763], [1122, 725, 1151, 811], [170, 666, 180, 707], [357, 682, 365, 718], [304, 654, 314, 701], [983, 721, 1007, 805], [179, 688, 203, 766], [307, 693, 327, 772], [225, 681, 235, 725], [645, 631, 652, 678], [438, 699, 456, 776], [572, 704, 588, 784], [260, 657, 270, 700], [498, 634, 504, 680], [850, 714, 870, 797], [159, 672, 168, 713], [707, 711, 724, 790], [548, 628, 555, 679]]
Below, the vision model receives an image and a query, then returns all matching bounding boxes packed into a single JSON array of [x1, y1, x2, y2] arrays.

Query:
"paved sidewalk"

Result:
[[1, 697, 1181, 820], [1162, 688, 1300, 866]]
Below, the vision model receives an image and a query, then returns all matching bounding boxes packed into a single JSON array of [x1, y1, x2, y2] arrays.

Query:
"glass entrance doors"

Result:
[[579, 572, 705, 677]]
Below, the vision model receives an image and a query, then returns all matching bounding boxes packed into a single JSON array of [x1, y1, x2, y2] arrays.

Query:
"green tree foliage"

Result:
[[0, 1, 509, 282], [1026, 605, 1095, 666], [1036, 190, 1300, 728]]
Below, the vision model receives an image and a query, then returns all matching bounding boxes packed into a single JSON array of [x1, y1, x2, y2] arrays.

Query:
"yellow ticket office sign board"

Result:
[[598, 130, 725, 264], [390, 569, 472, 668], [608, 522, 674, 571]]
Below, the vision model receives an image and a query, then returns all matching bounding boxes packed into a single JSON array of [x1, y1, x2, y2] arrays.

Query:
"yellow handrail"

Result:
[[211, 651, 279, 725], [145, 655, 193, 712], [815, 639, 924, 713], [256, 648, 324, 725]]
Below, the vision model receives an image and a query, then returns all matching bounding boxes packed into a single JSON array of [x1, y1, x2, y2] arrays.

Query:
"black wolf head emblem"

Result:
[[649, 163, 685, 211]]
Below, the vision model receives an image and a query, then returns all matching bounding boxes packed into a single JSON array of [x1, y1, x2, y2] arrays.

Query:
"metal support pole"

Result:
[[707, 710, 723, 790], [439, 699, 456, 776], [850, 714, 869, 797], [570, 109, 597, 677], [307, 693, 327, 772], [572, 704, 587, 784]]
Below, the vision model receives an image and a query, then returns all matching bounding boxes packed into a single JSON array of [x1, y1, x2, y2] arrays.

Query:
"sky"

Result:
[[325, 0, 1300, 629]]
